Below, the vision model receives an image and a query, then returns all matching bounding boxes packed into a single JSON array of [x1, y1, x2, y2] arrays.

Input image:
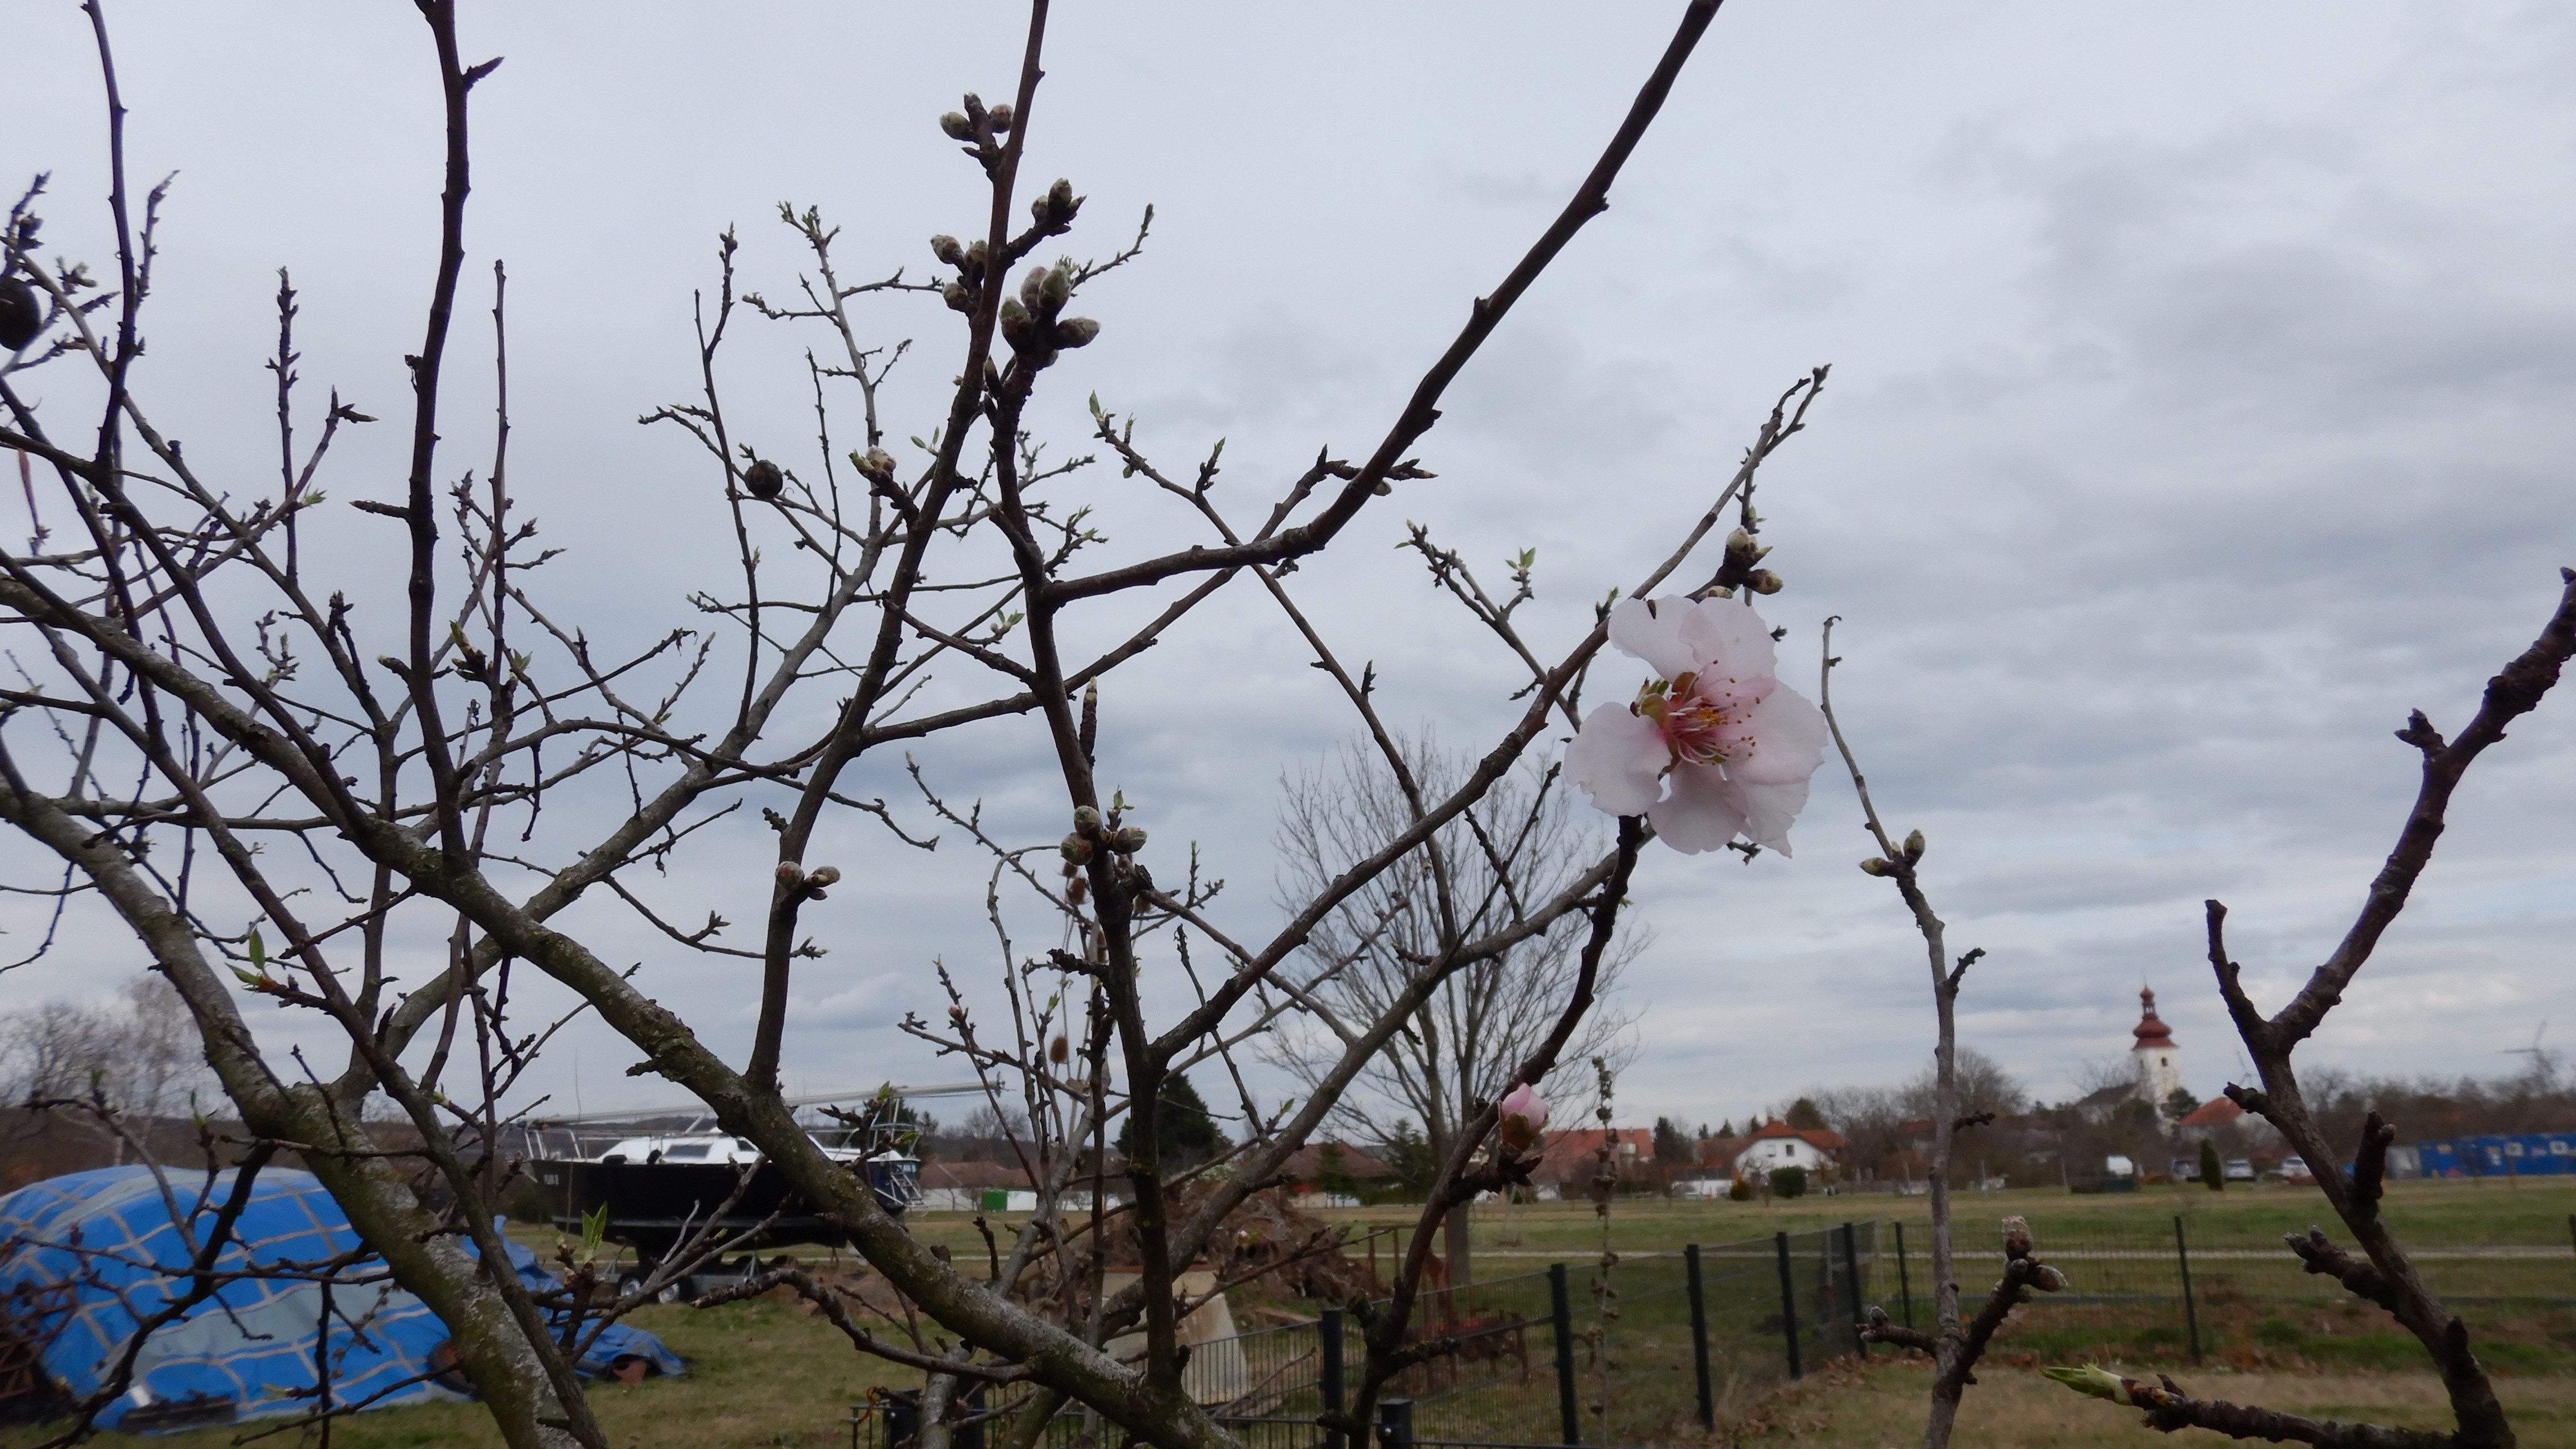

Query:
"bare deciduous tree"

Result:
[[0, 3, 1799, 1447], [1834, 579, 2576, 1449], [1263, 735, 1638, 1286]]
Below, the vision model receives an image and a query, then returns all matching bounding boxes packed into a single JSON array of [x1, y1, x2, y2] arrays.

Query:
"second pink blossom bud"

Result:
[[1498, 1082, 1548, 1152]]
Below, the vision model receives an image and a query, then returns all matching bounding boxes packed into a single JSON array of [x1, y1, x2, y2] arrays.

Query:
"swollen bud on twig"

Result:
[[1858, 857, 1895, 877], [998, 297, 1038, 349], [1072, 806, 1102, 831], [1902, 829, 1925, 863], [2001, 1215, 2033, 1257], [1041, 260, 1073, 306], [986, 103, 1013, 134], [1053, 317, 1100, 349], [1020, 266, 1048, 309], [930, 234, 965, 266], [1745, 569, 1784, 595], [1497, 1082, 1549, 1152], [802, 865, 842, 901], [0, 277, 41, 352], [857, 448, 898, 485], [775, 861, 806, 891], [1060, 833, 1094, 865], [939, 111, 975, 140], [1108, 826, 1147, 855], [1048, 1034, 1069, 1064], [1033, 177, 1078, 228], [743, 459, 784, 500]]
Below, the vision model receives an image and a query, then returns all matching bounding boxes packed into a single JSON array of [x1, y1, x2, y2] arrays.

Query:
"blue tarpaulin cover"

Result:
[[0, 1166, 680, 1433]]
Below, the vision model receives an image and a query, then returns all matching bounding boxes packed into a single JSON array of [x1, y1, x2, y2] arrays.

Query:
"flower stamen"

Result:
[[1637, 670, 1735, 768]]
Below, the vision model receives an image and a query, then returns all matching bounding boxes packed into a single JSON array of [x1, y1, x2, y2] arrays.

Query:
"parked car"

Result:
[[2281, 1156, 2315, 1183], [2223, 1157, 2256, 1181]]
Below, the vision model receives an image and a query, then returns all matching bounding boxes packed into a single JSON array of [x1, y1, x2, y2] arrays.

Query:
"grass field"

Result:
[[1731, 1358, 2576, 1447], [11, 1176, 2573, 1448]]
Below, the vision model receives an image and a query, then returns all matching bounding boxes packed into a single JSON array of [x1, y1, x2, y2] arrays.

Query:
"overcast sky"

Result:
[[5, 3, 2572, 1140]]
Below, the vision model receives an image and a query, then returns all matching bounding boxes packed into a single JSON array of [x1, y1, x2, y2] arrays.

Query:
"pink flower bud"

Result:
[[1498, 1082, 1547, 1151]]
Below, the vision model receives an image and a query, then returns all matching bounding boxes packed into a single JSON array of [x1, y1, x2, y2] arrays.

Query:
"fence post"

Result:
[[1840, 1223, 1867, 1358], [1894, 1220, 1915, 1331], [1685, 1244, 1714, 1429], [1773, 1232, 1803, 1381], [1550, 1261, 1580, 1446], [2174, 1215, 2204, 1366], [1377, 1398, 1415, 1449], [1320, 1307, 1346, 1449], [2565, 1213, 2574, 1258]]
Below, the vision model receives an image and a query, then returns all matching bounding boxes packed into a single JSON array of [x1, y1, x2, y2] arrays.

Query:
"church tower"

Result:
[[2131, 987, 2182, 1106]]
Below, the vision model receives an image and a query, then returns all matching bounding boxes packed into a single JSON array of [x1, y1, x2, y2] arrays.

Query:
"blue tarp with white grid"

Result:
[[0, 1166, 679, 1433]]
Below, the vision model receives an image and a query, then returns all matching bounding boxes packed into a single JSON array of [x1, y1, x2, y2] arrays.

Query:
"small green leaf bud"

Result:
[[2040, 1365, 2132, 1404], [1902, 828, 1925, 862], [1858, 857, 1895, 877], [1041, 260, 1073, 305]]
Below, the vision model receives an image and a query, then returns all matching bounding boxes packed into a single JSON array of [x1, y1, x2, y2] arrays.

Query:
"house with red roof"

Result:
[[1728, 1119, 1841, 1180], [1527, 1127, 1655, 1196]]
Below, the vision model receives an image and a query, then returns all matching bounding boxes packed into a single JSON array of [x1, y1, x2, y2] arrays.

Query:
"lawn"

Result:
[[1732, 1358, 2576, 1447], [12, 1176, 2572, 1448]]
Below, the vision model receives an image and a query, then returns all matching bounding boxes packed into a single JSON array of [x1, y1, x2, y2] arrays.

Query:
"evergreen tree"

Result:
[[1785, 1097, 1826, 1131], [2162, 1086, 2201, 1124], [2198, 1137, 2226, 1191], [1651, 1116, 1696, 1164], [1114, 1072, 1228, 1175]]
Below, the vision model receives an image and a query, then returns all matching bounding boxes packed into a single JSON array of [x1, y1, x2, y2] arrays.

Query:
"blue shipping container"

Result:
[[2406, 1132, 2576, 1177]]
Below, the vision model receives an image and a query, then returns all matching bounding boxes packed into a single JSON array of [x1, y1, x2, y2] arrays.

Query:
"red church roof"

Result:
[[2177, 1096, 2243, 1129], [2133, 987, 2176, 1050]]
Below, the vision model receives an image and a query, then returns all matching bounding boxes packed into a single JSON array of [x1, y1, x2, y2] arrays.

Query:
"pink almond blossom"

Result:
[[1497, 1082, 1548, 1152], [1564, 595, 1828, 855]]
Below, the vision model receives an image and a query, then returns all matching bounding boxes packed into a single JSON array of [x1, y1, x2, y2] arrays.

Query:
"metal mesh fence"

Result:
[[859, 1211, 2576, 1449]]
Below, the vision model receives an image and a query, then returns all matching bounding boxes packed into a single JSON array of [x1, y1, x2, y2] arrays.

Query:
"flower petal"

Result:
[[1676, 595, 1781, 684], [1607, 596, 1702, 681], [1647, 763, 1749, 855], [1565, 704, 1667, 817], [1734, 776, 1812, 856], [1726, 683, 1829, 786]]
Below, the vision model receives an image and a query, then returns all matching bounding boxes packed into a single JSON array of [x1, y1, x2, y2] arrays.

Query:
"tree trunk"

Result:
[[1442, 1198, 1472, 1290]]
